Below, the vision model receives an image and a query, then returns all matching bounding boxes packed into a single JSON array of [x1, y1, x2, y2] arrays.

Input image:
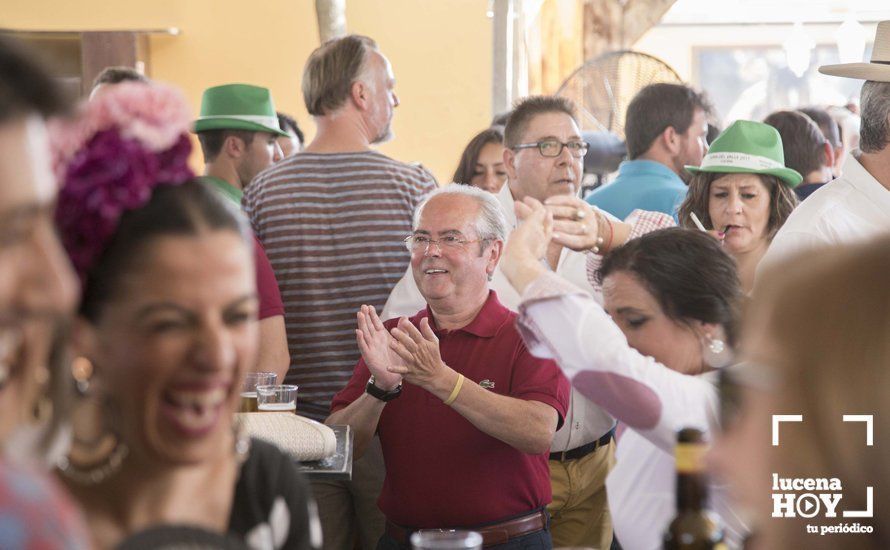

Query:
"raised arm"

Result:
[[516, 273, 718, 454]]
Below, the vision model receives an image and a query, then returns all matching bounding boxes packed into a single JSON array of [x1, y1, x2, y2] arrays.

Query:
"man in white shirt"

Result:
[[382, 96, 616, 550], [758, 22, 890, 276]]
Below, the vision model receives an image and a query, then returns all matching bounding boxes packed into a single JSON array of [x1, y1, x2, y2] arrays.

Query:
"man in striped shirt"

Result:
[[244, 35, 436, 550]]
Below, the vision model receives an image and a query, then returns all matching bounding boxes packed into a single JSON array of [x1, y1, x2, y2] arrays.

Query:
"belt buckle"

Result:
[[412, 529, 485, 548]]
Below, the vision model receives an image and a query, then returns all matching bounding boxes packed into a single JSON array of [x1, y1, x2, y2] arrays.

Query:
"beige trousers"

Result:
[[546, 441, 615, 550]]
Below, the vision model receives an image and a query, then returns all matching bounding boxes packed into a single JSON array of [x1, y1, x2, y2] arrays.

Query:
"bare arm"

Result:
[[325, 305, 404, 458], [325, 392, 387, 459], [389, 317, 558, 454], [256, 315, 290, 382]]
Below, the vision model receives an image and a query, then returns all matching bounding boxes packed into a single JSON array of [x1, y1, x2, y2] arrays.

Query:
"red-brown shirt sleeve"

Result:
[[253, 236, 284, 320]]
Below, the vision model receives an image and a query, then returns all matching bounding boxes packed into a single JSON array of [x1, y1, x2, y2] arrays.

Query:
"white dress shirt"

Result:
[[758, 152, 890, 280], [516, 272, 747, 550]]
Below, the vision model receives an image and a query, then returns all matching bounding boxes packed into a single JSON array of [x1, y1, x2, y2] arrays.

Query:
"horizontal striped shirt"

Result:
[[244, 151, 436, 420]]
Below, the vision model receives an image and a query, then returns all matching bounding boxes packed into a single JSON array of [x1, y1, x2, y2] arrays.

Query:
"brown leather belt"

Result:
[[549, 428, 615, 462], [385, 509, 547, 547]]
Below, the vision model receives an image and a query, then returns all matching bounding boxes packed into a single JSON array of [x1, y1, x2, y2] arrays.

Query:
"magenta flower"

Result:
[[51, 83, 195, 282]]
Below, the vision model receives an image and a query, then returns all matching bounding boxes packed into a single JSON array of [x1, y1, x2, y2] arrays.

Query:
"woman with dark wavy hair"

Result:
[[677, 120, 799, 293], [452, 126, 507, 193], [501, 202, 749, 549], [52, 82, 317, 549]]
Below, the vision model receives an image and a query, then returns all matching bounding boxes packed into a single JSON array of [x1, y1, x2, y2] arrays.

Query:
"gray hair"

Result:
[[302, 35, 377, 116], [412, 184, 508, 249], [859, 80, 890, 153]]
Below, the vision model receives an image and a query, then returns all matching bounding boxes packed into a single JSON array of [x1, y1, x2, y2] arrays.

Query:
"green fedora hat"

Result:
[[686, 120, 802, 188], [194, 83, 288, 136]]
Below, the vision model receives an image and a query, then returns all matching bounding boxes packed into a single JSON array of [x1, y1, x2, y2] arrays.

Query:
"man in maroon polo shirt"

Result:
[[328, 185, 570, 550]]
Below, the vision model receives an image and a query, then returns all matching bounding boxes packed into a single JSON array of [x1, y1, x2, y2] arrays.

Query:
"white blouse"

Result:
[[516, 271, 747, 550]]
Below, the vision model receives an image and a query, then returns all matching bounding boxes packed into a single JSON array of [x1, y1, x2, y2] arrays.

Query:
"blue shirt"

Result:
[[794, 182, 826, 201], [585, 160, 687, 221]]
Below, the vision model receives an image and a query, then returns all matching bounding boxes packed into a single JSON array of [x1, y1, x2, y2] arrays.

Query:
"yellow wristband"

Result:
[[443, 374, 465, 406]]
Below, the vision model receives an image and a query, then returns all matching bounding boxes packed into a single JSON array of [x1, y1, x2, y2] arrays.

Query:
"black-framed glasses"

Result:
[[404, 234, 486, 253], [512, 139, 589, 158]]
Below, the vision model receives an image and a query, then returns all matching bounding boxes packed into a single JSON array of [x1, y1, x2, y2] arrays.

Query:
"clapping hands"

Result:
[[387, 317, 447, 391], [355, 305, 403, 390]]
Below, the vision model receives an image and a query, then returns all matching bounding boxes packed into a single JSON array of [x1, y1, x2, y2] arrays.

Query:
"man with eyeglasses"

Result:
[[329, 185, 569, 549], [381, 96, 616, 550]]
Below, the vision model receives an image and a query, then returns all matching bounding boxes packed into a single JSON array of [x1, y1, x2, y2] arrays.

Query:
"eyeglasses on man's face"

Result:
[[511, 139, 589, 158], [404, 234, 487, 253]]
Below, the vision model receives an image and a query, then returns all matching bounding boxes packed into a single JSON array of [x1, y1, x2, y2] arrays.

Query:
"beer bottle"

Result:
[[662, 428, 727, 550]]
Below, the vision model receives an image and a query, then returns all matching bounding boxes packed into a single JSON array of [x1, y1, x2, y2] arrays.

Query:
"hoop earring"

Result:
[[57, 440, 129, 485], [63, 377, 128, 485]]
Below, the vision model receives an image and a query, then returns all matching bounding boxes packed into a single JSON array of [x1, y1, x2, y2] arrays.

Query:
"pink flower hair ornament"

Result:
[[51, 82, 195, 283]]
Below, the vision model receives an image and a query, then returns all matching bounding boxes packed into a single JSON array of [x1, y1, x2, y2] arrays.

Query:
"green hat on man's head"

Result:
[[194, 83, 288, 136], [685, 120, 803, 188]]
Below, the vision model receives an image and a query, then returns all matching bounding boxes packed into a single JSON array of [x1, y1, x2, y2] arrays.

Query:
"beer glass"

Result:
[[240, 372, 276, 412], [410, 530, 482, 550], [256, 384, 298, 413]]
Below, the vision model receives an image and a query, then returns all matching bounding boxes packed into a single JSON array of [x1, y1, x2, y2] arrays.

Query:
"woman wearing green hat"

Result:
[[678, 120, 800, 293]]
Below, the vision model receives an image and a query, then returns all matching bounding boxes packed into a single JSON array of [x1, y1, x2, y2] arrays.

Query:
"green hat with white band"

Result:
[[194, 83, 288, 136], [685, 120, 802, 188]]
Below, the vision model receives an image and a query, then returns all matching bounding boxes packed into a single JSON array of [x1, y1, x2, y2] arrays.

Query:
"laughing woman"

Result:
[[501, 204, 749, 549], [52, 83, 318, 549], [677, 120, 800, 293]]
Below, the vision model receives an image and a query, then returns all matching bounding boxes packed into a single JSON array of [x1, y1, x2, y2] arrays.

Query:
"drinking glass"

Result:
[[240, 372, 276, 412], [410, 530, 482, 550], [256, 384, 298, 413]]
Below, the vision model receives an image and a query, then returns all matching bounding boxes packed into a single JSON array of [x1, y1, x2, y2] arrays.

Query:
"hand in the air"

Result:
[[355, 305, 403, 390]]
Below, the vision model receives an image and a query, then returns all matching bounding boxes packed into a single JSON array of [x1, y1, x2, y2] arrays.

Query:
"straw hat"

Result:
[[819, 20, 890, 81]]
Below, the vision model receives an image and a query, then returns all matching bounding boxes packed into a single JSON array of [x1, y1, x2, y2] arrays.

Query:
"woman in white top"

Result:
[[501, 199, 748, 549]]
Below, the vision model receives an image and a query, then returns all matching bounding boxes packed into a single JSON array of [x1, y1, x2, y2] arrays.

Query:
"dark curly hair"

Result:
[[597, 227, 742, 347]]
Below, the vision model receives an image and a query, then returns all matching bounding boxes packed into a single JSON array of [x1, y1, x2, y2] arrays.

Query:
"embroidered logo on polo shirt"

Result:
[[479, 379, 495, 389]]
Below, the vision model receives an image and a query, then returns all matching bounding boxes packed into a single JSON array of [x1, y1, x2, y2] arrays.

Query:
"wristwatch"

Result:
[[365, 376, 402, 402]]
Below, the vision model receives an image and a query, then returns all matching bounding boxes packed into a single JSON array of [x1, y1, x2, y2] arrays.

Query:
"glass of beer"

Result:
[[240, 372, 276, 412], [256, 384, 298, 413]]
